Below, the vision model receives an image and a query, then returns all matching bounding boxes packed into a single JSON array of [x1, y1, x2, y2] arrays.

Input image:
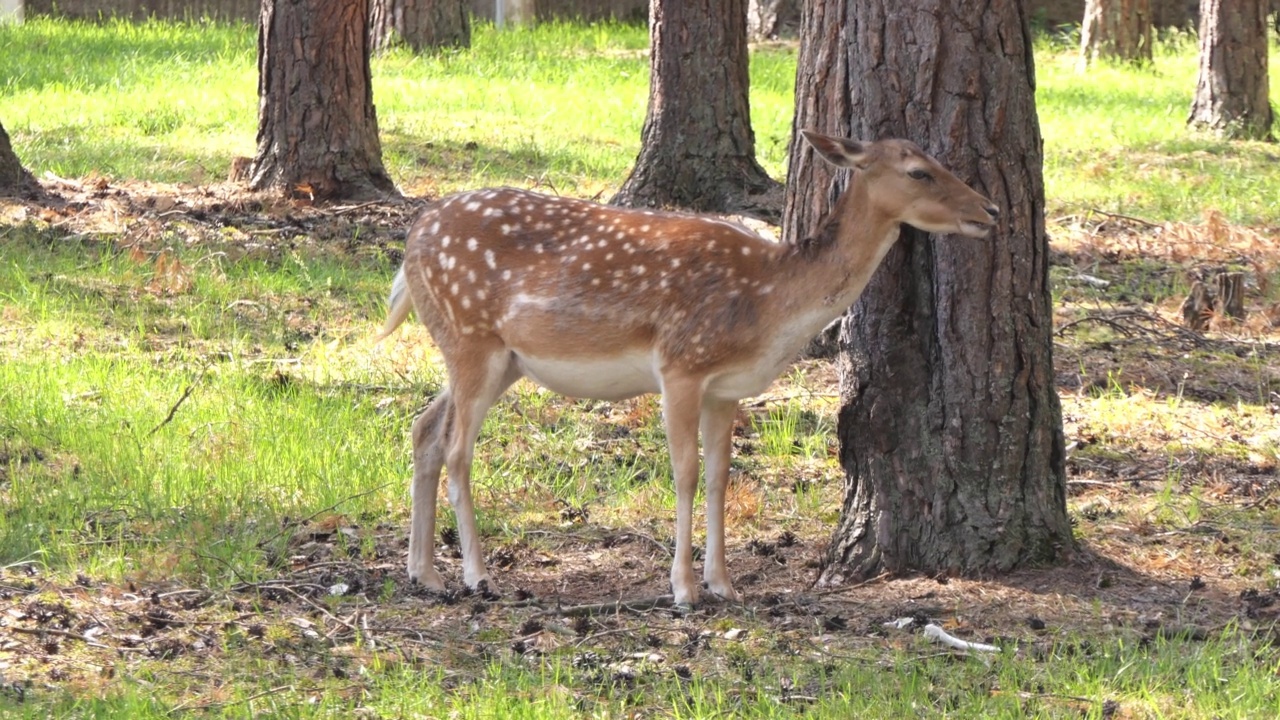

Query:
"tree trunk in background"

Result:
[[0, 121, 38, 196], [784, 0, 1072, 583], [370, 0, 470, 53], [612, 0, 782, 220], [747, 0, 801, 40], [1188, 0, 1273, 140], [250, 0, 398, 200], [1080, 0, 1153, 67], [496, 0, 534, 26]]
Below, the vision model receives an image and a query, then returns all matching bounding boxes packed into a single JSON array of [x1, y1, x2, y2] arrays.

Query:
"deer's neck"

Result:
[[771, 180, 901, 335]]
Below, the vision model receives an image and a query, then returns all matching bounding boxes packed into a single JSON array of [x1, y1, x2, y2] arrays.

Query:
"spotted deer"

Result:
[[379, 131, 999, 606]]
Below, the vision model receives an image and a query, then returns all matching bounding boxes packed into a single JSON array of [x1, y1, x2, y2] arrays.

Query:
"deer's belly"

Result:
[[515, 351, 661, 401], [706, 361, 788, 401]]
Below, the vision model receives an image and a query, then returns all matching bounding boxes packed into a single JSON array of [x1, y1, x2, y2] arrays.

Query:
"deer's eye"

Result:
[[907, 169, 932, 181]]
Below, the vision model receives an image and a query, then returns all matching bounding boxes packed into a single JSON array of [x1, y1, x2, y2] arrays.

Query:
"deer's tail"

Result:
[[376, 265, 413, 341]]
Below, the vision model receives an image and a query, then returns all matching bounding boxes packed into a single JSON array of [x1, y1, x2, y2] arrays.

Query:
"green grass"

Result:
[[4, 19, 1279, 220]]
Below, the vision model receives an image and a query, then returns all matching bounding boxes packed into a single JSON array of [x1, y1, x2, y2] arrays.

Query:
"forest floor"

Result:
[[1, 179, 1279, 717]]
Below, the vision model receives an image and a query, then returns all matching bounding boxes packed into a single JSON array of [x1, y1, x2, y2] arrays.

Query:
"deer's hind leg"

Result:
[[443, 349, 522, 590], [407, 390, 455, 590]]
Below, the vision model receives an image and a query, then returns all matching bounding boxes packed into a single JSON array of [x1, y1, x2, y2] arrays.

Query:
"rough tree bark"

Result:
[[783, 0, 1072, 582], [0, 121, 39, 197], [1079, 0, 1153, 67], [370, 0, 469, 53], [1187, 0, 1273, 140], [250, 0, 398, 200], [612, 0, 781, 219]]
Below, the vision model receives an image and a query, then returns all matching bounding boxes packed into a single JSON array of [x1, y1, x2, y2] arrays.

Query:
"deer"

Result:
[[378, 131, 999, 606]]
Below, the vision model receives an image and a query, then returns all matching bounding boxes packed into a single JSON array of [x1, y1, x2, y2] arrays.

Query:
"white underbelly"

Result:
[[515, 351, 661, 401], [706, 360, 788, 401]]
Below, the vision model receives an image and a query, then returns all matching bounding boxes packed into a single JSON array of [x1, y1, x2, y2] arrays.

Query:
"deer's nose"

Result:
[[984, 204, 1000, 220]]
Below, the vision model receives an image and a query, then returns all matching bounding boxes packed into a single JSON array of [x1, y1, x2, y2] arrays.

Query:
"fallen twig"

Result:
[[148, 364, 211, 437], [1087, 208, 1163, 229]]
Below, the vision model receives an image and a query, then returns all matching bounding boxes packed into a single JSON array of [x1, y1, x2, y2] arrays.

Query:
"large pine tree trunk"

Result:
[[370, 0, 470, 53], [1187, 0, 1273, 140], [784, 0, 1072, 583], [1080, 0, 1153, 67], [611, 0, 781, 220], [250, 0, 398, 200], [0, 121, 38, 197]]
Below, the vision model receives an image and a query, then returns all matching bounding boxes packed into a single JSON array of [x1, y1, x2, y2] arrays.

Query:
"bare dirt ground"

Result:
[[2, 181, 1279, 705]]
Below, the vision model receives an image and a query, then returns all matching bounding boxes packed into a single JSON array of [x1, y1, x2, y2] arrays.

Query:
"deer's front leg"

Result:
[[661, 375, 705, 607], [700, 398, 740, 602], [408, 393, 452, 590]]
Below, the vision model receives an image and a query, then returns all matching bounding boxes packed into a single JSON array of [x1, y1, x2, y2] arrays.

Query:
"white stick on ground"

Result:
[[885, 617, 1000, 653]]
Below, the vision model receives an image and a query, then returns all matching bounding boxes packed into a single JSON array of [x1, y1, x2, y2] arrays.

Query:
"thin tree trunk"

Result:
[[612, 0, 782, 220], [1079, 0, 1153, 67], [250, 0, 398, 200], [784, 0, 1072, 583], [1187, 0, 1273, 140], [370, 0, 470, 53]]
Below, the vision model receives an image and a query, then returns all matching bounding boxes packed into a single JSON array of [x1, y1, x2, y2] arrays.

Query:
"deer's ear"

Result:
[[801, 130, 871, 170]]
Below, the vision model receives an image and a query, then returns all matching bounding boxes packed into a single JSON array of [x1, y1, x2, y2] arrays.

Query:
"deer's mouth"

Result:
[[957, 219, 996, 238]]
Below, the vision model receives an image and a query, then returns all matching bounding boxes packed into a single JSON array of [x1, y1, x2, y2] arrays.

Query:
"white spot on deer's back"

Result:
[[461, 296, 471, 309], [502, 269, 512, 281], [484, 249, 497, 269], [465, 201, 481, 211], [467, 237, 479, 251], [441, 236, 452, 248]]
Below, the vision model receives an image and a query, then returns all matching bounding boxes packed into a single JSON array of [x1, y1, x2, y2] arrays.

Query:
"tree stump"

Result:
[[1215, 271, 1246, 320], [1180, 280, 1215, 331]]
